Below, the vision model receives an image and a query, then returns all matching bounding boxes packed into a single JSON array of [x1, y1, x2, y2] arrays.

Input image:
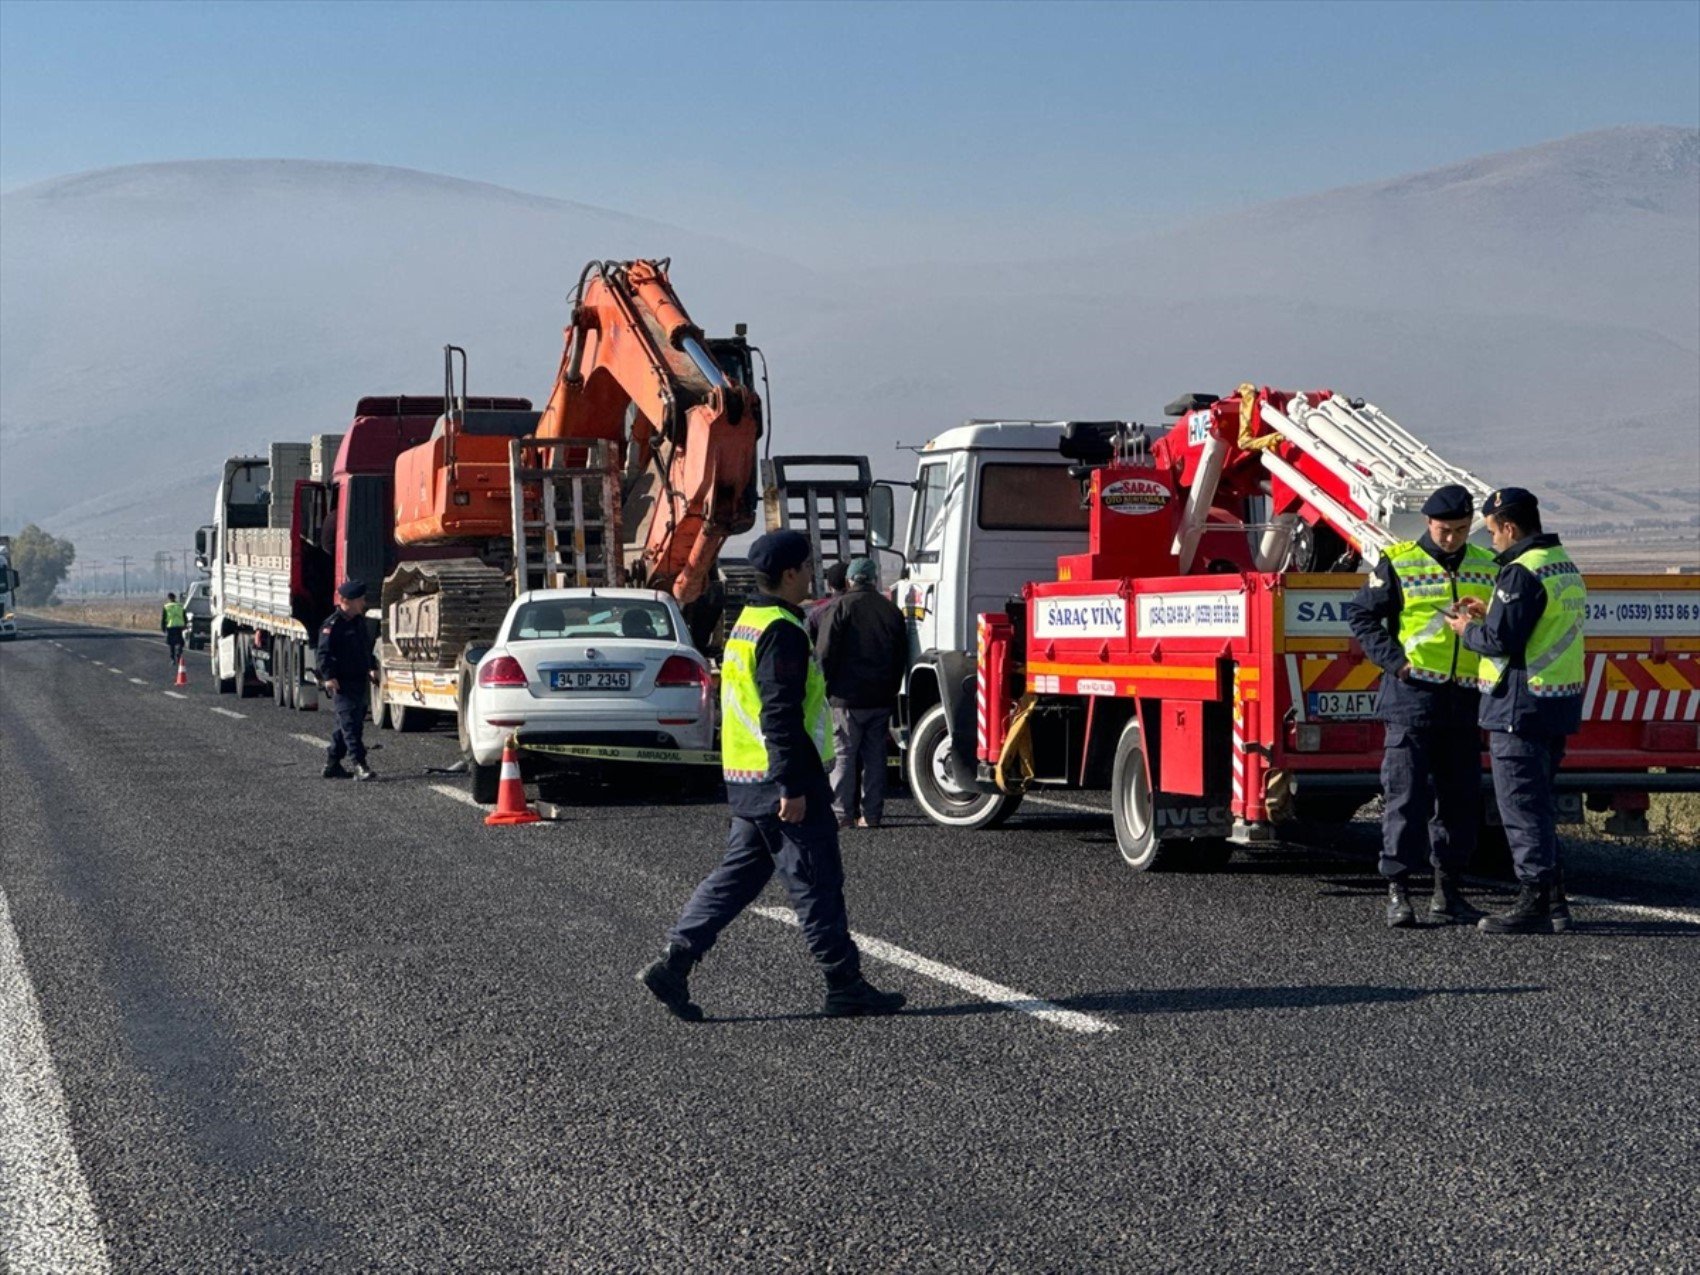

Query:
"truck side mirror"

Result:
[[869, 483, 896, 550]]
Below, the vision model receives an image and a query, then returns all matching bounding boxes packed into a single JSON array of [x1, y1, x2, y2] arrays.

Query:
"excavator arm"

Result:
[[537, 259, 763, 604]]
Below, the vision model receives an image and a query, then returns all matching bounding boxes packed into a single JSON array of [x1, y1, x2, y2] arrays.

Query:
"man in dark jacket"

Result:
[[817, 557, 907, 829], [317, 579, 380, 781], [1448, 488, 1586, 934], [1344, 485, 1496, 928], [637, 531, 904, 1021]]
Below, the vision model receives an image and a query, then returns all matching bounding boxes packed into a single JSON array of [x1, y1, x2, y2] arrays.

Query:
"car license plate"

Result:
[[1307, 690, 1378, 719], [550, 670, 632, 692]]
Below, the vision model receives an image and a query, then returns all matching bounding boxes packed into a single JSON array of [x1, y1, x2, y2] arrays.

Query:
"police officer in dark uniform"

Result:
[[637, 530, 905, 1021], [317, 579, 379, 781], [1346, 484, 1497, 927], [1447, 488, 1585, 934]]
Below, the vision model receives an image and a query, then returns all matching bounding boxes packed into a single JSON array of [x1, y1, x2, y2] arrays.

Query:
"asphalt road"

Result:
[[3, 615, 1698, 1271]]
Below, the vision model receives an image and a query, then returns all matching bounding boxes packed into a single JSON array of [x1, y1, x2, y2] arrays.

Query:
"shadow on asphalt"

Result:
[[704, 983, 1543, 1026]]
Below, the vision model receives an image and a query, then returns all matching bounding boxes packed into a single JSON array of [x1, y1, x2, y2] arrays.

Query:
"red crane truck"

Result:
[[886, 387, 1700, 868]]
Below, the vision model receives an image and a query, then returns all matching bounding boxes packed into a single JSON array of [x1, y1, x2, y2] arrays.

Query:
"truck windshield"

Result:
[[508, 599, 676, 642], [977, 464, 1090, 531]]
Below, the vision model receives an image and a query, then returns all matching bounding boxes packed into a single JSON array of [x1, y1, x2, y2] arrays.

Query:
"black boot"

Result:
[[637, 944, 703, 1022], [1428, 870, 1483, 924], [1478, 882, 1553, 934], [1386, 878, 1416, 929], [1549, 868, 1572, 934], [323, 759, 349, 779], [823, 966, 906, 1018]]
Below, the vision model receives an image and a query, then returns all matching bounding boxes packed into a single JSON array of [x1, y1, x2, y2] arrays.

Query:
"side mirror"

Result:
[[869, 483, 896, 550]]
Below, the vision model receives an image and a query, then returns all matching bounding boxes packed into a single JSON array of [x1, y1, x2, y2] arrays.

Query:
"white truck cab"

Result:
[[872, 421, 1096, 828]]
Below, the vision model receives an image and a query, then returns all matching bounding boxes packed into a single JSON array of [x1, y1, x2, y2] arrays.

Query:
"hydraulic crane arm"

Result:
[[537, 259, 763, 604], [1165, 386, 1492, 571]]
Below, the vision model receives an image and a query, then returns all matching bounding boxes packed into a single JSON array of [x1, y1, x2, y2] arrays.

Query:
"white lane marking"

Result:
[[162, 691, 189, 701], [429, 783, 485, 809], [106, 668, 124, 676], [1022, 794, 1107, 814], [1569, 894, 1700, 927], [752, 906, 1116, 1035], [127, 679, 148, 686], [291, 733, 325, 748], [208, 708, 246, 720], [0, 888, 112, 1272]]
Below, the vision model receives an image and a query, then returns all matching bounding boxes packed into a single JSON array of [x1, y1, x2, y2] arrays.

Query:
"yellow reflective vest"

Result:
[[1384, 540, 1497, 685], [720, 604, 834, 782]]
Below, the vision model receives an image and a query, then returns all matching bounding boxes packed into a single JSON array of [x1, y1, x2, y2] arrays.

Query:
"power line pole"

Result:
[[116, 555, 133, 598]]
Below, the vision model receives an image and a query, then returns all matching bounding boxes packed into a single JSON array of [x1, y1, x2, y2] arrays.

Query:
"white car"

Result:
[[464, 588, 715, 803]]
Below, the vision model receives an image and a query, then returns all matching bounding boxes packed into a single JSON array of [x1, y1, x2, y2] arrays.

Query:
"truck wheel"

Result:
[[212, 644, 234, 695], [237, 640, 261, 698], [1111, 720, 1169, 871], [392, 701, 426, 732], [469, 753, 501, 804], [371, 691, 390, 730], [906, 703, 1021, 830], [272, 645, 287, 707]]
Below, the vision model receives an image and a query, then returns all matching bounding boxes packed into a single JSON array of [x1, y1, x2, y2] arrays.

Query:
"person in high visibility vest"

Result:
[[1345, 484, 1496, 928], [160, 592, 188, 665], [638, 529, 906, 1021], [1448, 487, 1585, 934]]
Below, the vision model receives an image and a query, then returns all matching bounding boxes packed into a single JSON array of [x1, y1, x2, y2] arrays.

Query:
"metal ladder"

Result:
[[509, 438, 625, 595], [760, 455, 876, 581], [1257, 394, 1493, 557]]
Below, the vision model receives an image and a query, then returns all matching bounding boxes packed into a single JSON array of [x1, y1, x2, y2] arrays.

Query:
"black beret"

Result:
[[337, 579, 368, 599], [1421, 484, 1474, 520], [748, 529, 812, 577], [1481, 487, 1539, 519]]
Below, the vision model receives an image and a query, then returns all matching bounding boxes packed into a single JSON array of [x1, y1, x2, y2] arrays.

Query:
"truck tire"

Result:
[[237, 639, 261, 698], [1111, 720, 1168, 870], [272, 645, 287, 707], [906, 703, 1021, 830], [391, 701, 426, 732], [371, 689, 390, 730], [212, 644, 234, 695]]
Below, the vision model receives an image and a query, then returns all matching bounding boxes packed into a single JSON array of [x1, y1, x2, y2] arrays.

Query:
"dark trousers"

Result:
[[670, 795, 859, 977], [830, 707, 892, 825], [1379, 721, 1481, 879], [327, 691, 369, 765], [165, 627, 185, 662], [1489, 730, 1567, 885]]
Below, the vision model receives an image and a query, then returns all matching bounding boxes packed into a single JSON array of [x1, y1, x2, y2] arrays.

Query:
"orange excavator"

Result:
[[383, 258, 766, 665]]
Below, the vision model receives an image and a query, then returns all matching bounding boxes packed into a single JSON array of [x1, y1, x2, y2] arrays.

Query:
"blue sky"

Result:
[[1, 0, 1696, 258]]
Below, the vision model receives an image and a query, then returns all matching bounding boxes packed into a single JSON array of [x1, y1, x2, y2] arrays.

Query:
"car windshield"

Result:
[[508, 598, 676, 642]]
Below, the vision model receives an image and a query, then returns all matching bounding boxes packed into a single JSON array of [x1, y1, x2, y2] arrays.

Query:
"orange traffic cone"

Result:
[[174, 656, 189, 687], [484, 735, 540, 826]]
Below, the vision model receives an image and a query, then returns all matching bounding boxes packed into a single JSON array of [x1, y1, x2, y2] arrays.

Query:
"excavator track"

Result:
[[382, 559, 513, 667]]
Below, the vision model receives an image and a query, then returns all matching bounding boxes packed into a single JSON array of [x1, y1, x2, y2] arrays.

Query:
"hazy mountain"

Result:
[[2, 128, 1696, 567]]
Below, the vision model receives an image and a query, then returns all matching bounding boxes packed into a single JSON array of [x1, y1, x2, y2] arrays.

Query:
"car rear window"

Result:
[[509, 598, 676, 642]]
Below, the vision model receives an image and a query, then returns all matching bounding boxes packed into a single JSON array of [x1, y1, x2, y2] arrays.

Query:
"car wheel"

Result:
[[469, 752, 501, 804], [905, 703, 1021, 830]]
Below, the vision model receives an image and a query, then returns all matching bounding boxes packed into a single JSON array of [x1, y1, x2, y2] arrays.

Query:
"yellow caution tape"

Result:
[[518, 741, 903, 769], [520, 741, 722, 767]]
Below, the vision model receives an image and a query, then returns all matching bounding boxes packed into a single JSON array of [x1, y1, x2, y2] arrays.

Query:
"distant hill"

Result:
[[2, 128, 1696, 565]]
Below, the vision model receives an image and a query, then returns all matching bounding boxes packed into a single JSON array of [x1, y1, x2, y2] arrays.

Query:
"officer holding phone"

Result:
[[1345, 485, 1498, 927]]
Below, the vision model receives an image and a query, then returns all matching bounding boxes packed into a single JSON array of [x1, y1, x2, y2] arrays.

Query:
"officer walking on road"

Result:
[[638, 530, 905, 1021], [161, 592, 187, 666], [818, 557, 907, 830], [317, 580, 379, 782], [1448, 488, 1585, 934], [1345, 485, 1497, 927]]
